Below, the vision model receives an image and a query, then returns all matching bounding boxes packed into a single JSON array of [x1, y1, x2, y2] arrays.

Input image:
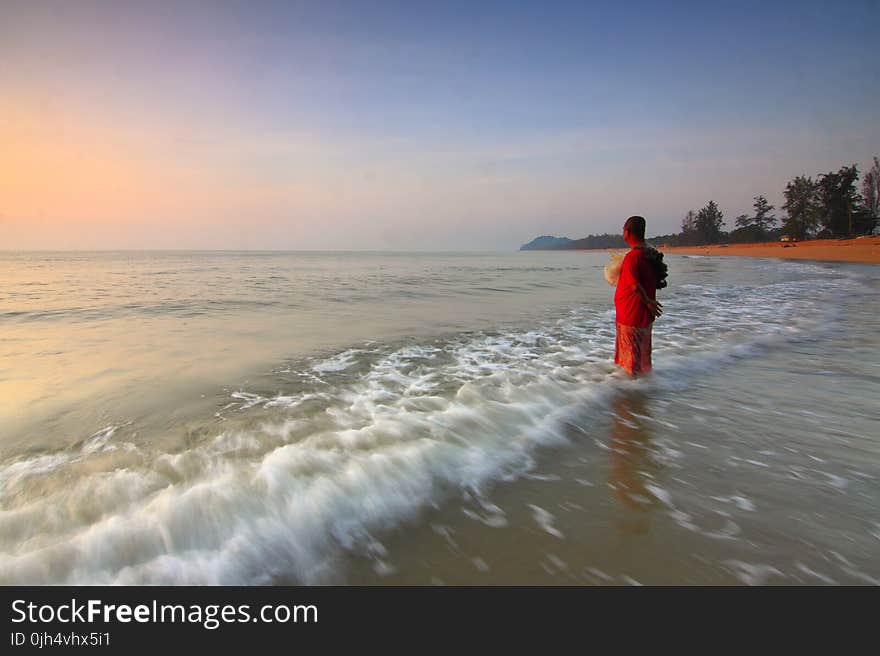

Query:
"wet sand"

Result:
[[657, 236, 880, 264]]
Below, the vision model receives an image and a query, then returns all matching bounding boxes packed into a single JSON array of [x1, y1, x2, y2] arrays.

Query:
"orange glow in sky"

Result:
[[2, 1, 878, 250]]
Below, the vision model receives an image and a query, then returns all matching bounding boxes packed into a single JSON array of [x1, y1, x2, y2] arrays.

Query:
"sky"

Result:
[[1, 0, 878, 250]]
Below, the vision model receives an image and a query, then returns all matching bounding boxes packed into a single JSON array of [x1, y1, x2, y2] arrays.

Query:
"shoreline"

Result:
[[559, 236, 880, 264]]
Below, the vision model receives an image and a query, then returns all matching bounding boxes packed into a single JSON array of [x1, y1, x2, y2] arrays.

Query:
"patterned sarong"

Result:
[[614, 323, 652, 376]]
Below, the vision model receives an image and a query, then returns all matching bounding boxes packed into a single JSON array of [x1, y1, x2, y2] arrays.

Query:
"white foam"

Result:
[[645, 484, 672, 507], [724, 560, 784, 585], [528, 505, 564, 539], [310, 349, 364, 373], [795, 562, 836, 584]]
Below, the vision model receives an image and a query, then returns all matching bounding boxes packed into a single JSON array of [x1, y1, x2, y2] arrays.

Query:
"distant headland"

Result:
[[520, 234, 630, 251]]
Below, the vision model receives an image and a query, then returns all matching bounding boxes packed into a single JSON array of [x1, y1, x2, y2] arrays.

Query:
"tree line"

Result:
[[648, 157, 880, 247]]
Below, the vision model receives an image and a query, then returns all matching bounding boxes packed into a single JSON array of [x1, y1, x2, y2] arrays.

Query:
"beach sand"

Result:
[[655, 236, 880, 264]]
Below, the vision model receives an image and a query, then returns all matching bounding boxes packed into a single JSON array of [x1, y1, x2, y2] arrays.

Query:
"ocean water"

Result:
[[0, 251, 878, 585]]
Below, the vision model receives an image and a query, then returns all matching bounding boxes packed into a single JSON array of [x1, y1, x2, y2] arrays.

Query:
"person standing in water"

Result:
[[613, 216, 667, 376]]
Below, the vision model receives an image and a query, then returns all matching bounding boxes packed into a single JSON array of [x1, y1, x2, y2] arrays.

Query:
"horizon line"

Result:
[[0, 248, 530, 253]]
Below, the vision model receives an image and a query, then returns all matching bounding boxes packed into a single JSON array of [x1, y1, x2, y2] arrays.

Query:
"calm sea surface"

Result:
[[1, 251, 878, 584]]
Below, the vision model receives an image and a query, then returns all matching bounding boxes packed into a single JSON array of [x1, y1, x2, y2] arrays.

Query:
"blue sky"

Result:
[[2, 0, 878, 249]]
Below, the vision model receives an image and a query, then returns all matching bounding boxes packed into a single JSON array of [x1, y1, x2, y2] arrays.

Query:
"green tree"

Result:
[[751, 195, 777, 235], [861, 156, 879, 222], [781, 175, 820, 240], [817, 165, 860, 236], [734, 213, 753, 229], [694, 200, 724, 244], [680, 209, 697, 245], [730, 214, 758, 243]]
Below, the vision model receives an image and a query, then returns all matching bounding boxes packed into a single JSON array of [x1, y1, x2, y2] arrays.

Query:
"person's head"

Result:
[[623, 215, 646, 246]]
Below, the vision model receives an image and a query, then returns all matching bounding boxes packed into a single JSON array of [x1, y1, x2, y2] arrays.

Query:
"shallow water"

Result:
[[0, 251, 878, 584]]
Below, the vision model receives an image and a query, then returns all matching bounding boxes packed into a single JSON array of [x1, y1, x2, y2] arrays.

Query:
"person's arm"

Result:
[[634, 282, 663, 318]]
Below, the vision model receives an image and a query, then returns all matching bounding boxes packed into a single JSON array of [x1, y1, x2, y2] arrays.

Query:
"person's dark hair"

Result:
[[623, 215, 646, 240]]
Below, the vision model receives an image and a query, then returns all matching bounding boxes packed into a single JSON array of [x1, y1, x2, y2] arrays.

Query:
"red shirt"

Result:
[[614, 247, 658, 327]]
